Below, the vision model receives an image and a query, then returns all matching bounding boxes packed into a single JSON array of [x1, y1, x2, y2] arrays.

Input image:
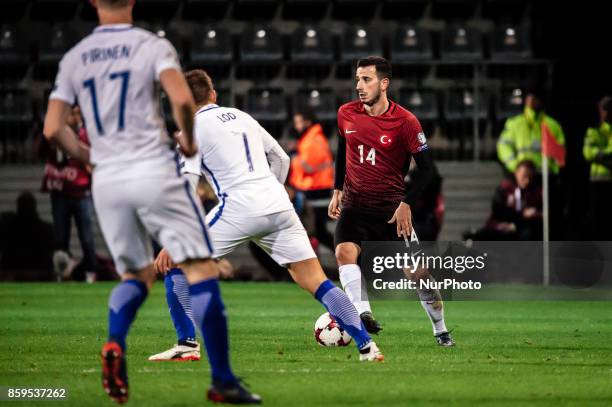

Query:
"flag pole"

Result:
[[542, 140, 550, 287]]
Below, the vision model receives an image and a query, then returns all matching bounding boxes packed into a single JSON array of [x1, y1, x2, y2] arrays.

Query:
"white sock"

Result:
[[420, 300, 448, 335], [338, 264, 371, 315]]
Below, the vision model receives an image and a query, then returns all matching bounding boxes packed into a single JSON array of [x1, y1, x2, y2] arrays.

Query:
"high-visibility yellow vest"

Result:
[[583, 121, 612, 181], [497, 107, 566, 174]]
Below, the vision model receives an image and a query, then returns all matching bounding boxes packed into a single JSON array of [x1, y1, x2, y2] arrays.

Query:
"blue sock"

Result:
[[190, 278, 237, 384], [165, 269, 196, 343], [314, 280, 372, 350], [108, 280, 148, 351]]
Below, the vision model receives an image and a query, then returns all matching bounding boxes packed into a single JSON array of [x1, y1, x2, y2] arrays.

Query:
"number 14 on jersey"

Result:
[[358, 144, 376, 165]]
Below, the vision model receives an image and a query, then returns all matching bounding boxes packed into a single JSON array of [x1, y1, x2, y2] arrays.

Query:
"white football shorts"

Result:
[[92, 169, 214, 275], [206, 209, 316, 266]]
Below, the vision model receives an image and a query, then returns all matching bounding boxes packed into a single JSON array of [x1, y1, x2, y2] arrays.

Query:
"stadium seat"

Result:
[[382, 0, 428, 20], [0, 89, 32, 123], [399, 88, 439, 121], [133, 0, 180, 21], [287, 26, 334, 79], [332, 0, 378, 20], [490, 24, 532, 60], [30, 0, 79, 21], [444, 87, 488, 121], [0, 24, 29, 79], [0, 0, 30, 21], [233, 0, 279, 20], [190, 26, 233, 65], [482, 0, 528, 20], [496, 86, 524, 121], [293, 88, 337, 122], [440, 23, 482, 60], [432, 0, 479, 19], [240, 25, 283, 63], [0, 88, 33, 163], [391, 24, 433, 62], [245, 88, 287, 122], [283, 0, 329, 20], [339, 25, 383, 63], [183, 0, 231, 20], [290, 26, 334, 63], [37, 23, 80, 66]]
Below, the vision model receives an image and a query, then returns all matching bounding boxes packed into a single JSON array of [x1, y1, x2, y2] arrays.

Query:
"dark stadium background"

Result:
[[1, 0, 610, 276]]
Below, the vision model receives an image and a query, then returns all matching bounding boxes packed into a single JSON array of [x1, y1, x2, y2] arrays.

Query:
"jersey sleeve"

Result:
[[336, 107, 346, 138], [180, 151, 201, 176], [403, 116, 429, 154], [153, 38, 182, 80], [402, 115, 428, 154], [49, 53, 77, 105]]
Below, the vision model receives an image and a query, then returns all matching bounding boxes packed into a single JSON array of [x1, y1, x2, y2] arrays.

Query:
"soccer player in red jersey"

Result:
[[329, 56, 454, 346]]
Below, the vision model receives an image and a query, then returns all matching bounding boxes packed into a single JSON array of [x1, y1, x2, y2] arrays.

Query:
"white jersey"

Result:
[[181, 104, 293, 220], [49, 24, 180, 172]]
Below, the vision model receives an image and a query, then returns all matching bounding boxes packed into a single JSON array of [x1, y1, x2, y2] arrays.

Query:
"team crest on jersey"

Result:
[[379, 135, 392, 145], [417, 132, 427, 144]]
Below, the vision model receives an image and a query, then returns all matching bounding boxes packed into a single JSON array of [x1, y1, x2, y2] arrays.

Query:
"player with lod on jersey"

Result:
[[151, 69, 384, 363]]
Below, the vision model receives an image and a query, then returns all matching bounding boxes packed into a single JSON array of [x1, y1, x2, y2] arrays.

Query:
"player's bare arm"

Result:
[[160, 68, 197, 157], [43, 99, 91, 165]]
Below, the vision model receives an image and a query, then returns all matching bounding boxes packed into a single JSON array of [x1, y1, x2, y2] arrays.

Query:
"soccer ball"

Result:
[[314, 312, 352, 347]]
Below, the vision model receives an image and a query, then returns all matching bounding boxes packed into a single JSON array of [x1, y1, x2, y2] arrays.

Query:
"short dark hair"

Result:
[[356, 56, 392, 80], [96, 0, 130, 9], [185, 69, 213, 105], [599, 96, 612, 114], [524, 82, 546, 100], [517, 159, 536, 174], [294, 107, 318, 124]]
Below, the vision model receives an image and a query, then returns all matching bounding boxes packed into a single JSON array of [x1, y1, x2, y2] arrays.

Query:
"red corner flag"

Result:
[[541, 122, 566, 167]]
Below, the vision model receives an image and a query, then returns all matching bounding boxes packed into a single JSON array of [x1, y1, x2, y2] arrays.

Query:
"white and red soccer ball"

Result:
[[314, 312, 352, 347]]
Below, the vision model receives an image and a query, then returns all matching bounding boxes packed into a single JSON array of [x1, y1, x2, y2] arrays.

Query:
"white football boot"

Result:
[[359, 341, 384, 362], [148, 342, 200, 362]]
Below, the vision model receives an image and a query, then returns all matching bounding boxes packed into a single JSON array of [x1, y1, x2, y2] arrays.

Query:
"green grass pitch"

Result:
[[1, 282, 611, 406]]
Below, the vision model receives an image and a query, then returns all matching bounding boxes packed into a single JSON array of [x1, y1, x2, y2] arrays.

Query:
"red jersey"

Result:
[[41, 127, 92, 198], [337, 99, 428, 212]]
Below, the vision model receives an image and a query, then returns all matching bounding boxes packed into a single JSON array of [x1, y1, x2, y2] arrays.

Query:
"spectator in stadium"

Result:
[[464, 160, 542, 241], [497, 86, 566, 175], [0, 192, 55, 278], [496, 86, 565, 239], [288, 109, 335, 250], [40, 105, 97, 280], [583, 96, 612, 239], [406, 160, 444, 241]]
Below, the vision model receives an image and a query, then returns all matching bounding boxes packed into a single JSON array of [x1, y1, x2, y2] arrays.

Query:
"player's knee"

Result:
[[335, 244, 359, 266], [287, 258, 326, 294], [124, 265, 157, 289], [180, 258, 219, 283]]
